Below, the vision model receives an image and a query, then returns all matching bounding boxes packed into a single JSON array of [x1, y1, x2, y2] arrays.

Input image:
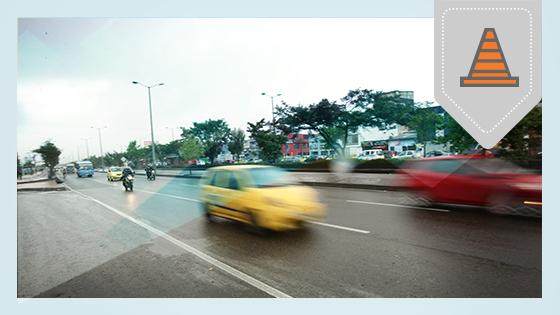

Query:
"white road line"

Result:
[[346, 200, 450, 213], [70, 179, 371, 235], [64, 184, 291, 298], [307, 221, 370, 234], [82, 178, 200, 203], [134, 188, 200, 203]]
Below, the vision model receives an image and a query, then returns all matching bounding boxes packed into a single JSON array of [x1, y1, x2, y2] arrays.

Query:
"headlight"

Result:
[[511, 182, 542, 191]]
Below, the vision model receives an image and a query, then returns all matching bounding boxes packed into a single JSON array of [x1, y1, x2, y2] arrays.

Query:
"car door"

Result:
[[208, 171, 247, 222]]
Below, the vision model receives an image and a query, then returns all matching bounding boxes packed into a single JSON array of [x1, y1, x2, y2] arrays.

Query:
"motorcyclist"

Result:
[[145, 164, 155, 180], [121, 167, 134, 188]]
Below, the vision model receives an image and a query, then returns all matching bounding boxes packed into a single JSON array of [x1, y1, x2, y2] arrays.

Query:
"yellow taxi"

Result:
[[200, 165, 325, 231], [106, 166, 123, 181]]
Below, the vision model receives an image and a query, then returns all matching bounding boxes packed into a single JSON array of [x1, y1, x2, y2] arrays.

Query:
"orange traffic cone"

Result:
[[460, 28, 519, 87]]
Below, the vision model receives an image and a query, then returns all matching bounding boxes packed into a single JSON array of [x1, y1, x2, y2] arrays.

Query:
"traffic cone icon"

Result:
[[460, 28, 519, 87]]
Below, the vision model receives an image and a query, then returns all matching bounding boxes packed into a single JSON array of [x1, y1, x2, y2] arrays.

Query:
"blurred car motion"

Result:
[[200, 165, 325, 231], [398, 154, 542, 217], [106, 166, 123, 181]]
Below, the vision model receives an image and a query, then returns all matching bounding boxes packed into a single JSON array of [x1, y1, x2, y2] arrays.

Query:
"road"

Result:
[[17, 173, 541, 298]]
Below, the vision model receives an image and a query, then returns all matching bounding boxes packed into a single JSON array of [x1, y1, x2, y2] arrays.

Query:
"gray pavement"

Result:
[[137, 168, 401, 189], [17, 173, 541, 297]]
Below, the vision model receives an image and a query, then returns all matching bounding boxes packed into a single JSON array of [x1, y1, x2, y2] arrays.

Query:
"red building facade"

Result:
[[281, 133, 310, 156]]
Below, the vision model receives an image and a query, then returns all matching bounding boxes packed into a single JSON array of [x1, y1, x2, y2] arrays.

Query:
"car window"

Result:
[[213, 171, 230, 188], [247, 167, 295, 188], [228, 173, 240, 190]]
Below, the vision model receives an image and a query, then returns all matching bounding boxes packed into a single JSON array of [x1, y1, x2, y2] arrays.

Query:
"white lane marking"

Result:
[[307, 221, 370, 234], [64, 184, 291, 298], [134, 188, 200, 203], [71, 178, 370, 235], [83, 177, 200, 203], [346, 200, 450, 213]]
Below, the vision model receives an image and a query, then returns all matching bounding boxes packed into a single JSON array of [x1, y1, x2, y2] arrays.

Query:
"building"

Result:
[[215, 144, 233, 163], [308, 134, 336, 157], [282, 133, 311, 156], [387, 131, 418, 153], [241, 138, 260, 161]]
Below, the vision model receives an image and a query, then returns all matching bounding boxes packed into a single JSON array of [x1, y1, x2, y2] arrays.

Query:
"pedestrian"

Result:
[[17, 165, 22, 180]]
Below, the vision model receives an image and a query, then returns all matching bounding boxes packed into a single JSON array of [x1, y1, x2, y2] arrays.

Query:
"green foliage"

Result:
[[435, 115, 478, 153], [157, 140, 182, 157], [407, 102, 444, 156], [183, 119, 231, 164], [498, 105, 542, 159], [247, 119, 287, 163], [125, 141, 149, 166], [276, 89, 414, 156], [228, 128, 245, 161], [33, 141, 61, 179], [180, 136, 204, 161]]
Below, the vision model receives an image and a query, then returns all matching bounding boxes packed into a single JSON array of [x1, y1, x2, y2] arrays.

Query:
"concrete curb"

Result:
[[17, 178, 50, 184], [17, 186, 67, 192]]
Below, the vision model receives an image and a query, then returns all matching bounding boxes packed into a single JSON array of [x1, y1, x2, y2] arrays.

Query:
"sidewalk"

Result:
[[17, 180, 67, 192], [17, 170, 49, 184]]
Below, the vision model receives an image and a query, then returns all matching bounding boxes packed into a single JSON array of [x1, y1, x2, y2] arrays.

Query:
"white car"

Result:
[[394, 150, 419, 160], [357, 149, 385, 160]]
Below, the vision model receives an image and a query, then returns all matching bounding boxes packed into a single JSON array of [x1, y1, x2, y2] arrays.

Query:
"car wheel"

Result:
[[247, 211, 267, 235], [487, 191, 516, 216], [488, 191, 541, 218], [201, 203, 217, 222]]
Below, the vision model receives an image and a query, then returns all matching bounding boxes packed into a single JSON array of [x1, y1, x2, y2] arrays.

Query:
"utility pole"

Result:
[[132, 81, 165, 167]]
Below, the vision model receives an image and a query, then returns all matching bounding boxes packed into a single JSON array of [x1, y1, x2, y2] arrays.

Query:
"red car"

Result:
[[398, 154, 542, 217]]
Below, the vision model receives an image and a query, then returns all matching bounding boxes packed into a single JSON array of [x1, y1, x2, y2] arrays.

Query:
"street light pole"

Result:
[[132, 81, 164, 168], [261, 92, 282, 130], [91, 126, 107, 170]]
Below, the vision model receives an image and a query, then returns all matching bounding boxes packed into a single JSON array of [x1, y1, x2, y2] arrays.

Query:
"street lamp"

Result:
[[81, 138, 90, 159], [91, 126, 107, 170], [261, 92, 282, 130], [132, 81, 164, 167]]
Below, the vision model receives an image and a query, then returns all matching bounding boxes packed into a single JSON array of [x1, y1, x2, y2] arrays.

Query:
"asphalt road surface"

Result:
[[17, 173, 541, 298]]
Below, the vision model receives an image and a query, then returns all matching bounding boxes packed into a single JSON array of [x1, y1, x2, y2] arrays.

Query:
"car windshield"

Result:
[[247, 167, 295, 188], [110, 167, 122, 172], [80, 165, 93, 170]]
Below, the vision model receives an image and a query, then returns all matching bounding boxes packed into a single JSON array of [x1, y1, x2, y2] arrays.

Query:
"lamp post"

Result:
[[132, 81, 164, 167], [91, 126, 107, 170], [261, 92, 282, 132]]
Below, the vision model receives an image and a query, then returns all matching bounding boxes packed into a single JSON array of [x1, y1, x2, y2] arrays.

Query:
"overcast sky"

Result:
[[17, 18, 433, 163]]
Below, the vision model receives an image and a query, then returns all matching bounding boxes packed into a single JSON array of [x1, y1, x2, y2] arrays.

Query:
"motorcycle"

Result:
[[146, 169, 156, 181], [123, 174, 134, 191]]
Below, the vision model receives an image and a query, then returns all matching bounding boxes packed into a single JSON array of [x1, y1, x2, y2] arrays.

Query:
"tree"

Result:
[[498, 104, 542, 159], [276, 89, 414, 157], [183, 119, 231, 164], [33, 141, 61, 179], [435, 115, 478, 153], [247, 119, 287, 163], [180, 135, 204, 162], [407, 102, 443, 157], [228, 128, 245, 162], [125, 141, 149, 167]]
